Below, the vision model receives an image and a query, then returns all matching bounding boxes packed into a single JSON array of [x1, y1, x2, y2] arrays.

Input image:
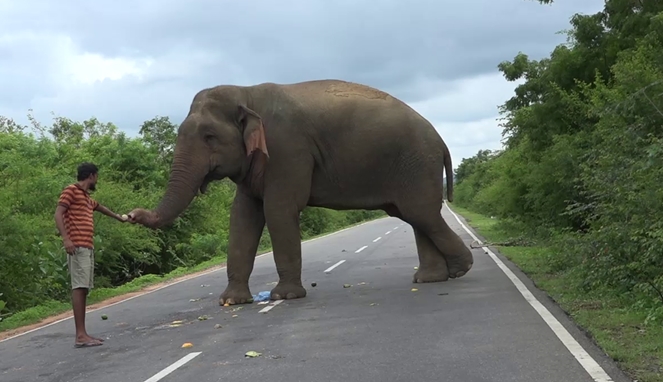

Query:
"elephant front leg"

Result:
[[219, 190, 266, 306], [264, 205, 307, 301]]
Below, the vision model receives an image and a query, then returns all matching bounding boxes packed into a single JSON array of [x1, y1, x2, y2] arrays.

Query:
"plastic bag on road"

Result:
[[253, 291, 271, 302]]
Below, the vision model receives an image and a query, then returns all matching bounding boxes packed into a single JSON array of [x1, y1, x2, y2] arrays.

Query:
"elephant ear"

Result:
[[239, 105, 269, 158]]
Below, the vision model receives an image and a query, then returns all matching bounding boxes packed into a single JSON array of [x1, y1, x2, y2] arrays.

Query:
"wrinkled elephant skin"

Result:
[[127, 80, 474, 305]]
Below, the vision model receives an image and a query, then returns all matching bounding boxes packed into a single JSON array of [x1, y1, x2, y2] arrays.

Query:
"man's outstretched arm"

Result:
[[95, 204, 127, 222]]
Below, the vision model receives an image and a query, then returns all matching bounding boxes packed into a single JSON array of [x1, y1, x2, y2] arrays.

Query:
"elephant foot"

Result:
[[445, 250, 474, 279], [270, 282, 307, 301], [413, 265, 450, 283], [219, 284, 254, 306]]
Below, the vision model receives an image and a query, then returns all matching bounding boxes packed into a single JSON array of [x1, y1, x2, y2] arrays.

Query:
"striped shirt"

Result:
[[58, 183, 99, 249]]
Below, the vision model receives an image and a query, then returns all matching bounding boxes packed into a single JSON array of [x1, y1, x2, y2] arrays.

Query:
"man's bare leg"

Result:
[[72, 288, 101, 347]]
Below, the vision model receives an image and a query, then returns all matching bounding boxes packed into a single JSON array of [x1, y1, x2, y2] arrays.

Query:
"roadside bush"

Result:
[[452, 1, 663, 322]]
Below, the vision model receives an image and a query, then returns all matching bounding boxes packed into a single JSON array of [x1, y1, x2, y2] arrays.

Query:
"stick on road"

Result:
[[0, 207, 630, 382]]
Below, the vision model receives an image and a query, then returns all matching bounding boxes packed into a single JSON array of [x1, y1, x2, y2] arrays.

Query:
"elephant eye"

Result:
[[204, 134, 220, 147]]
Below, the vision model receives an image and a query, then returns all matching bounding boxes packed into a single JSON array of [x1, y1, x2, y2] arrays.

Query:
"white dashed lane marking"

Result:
[[373, 237, 381, 242], [144, 352, 202, 382], [259, 299, 284, 314], [355, 245, 368, 253], [324, 260, 346, 273]]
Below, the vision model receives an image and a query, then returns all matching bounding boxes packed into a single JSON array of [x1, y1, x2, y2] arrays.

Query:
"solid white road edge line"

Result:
[[259, 299, 284, 314], [1, 216, 392, 344], [324, 260, 346, 273], [355, 245, 368, 253], [373, 237, 381, 242], [144, 352, 202, 382], [443, 202, 614, 382]]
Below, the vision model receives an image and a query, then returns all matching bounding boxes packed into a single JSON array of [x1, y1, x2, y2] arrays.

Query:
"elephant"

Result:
[[127, 79, 474, 306]]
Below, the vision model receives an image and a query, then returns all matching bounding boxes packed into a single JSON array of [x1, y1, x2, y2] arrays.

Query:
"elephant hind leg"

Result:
[[399, 201, 473, 279], [412, 227, 449, 283]]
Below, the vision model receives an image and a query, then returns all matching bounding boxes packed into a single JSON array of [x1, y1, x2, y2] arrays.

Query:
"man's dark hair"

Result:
[[77, 162, 99, 181]]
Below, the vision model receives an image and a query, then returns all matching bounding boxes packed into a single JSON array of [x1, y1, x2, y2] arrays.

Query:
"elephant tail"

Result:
[[443, 141, 454, 202]]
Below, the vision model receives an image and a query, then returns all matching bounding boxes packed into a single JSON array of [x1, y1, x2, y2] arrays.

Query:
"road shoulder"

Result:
[[444, 203, 634, 382]]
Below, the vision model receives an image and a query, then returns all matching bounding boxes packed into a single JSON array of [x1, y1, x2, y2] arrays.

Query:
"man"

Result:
[[54, 162, 128, 348]]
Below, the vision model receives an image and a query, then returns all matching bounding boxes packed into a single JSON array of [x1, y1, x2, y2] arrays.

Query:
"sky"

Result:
[[0, 0, 605, 168]]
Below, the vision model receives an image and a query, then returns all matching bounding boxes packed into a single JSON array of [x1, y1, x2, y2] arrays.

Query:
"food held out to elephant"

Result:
[[127, 79, 474, 305]]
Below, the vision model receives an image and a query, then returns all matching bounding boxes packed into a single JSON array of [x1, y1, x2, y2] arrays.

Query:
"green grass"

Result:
[[0, 214, 385, 335], [449, 204, 663, 382]]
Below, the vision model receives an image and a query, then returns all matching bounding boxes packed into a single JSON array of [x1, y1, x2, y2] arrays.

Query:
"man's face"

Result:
[[88, 173, 98, 191]]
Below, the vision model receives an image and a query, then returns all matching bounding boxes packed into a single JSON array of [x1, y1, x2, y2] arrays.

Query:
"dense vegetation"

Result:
[[0, 114, 382, 320], [454, 0, 663, 324]]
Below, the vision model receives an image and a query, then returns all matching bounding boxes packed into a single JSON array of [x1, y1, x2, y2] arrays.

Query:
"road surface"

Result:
[[0, 205, 631, 382]]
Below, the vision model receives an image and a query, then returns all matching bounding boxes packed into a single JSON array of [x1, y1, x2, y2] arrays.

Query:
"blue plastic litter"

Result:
[[253, 291, 271, 302]]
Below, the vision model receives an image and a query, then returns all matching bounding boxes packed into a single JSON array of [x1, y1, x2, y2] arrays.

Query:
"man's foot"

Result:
[[91, 336, 105, 342], [74, 340, 102, 348], [75, 334, 103, 348]]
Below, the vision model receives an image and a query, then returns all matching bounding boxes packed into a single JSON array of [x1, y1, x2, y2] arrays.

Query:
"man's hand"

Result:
[[96, 204, 129, 223], [63, 238, 76, 255]]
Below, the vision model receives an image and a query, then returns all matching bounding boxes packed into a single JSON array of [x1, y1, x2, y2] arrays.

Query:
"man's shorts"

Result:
[[67, 247, 95, 290]]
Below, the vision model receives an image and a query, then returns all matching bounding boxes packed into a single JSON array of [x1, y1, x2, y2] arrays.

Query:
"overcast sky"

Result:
[[0, 0, 603, 168]]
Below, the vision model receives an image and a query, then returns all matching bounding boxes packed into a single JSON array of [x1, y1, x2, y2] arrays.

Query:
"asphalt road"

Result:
[[0, 205, 632, 382]]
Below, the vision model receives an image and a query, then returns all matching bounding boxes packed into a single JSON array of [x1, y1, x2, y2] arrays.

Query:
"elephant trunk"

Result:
[[149, 147, 208, 229]]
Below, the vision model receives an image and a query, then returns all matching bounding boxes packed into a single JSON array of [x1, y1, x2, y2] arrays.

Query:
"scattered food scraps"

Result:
[[223, 303, 230, 307], [168, 324, 182, 328], [172, 320, 184, 324], [311, 282, 317, 287], [231, 306, 243, 312], [414, 266, 418, 270], [411, 288, 418, 292], [214, 324, 222, 329], [257, 301, 269, 305], [245, 351, 262, 358], [198, 315, 210, 321], [201, 284, 210, 288], [101, 314, 108, 320], [189, 298, 201, 302], [358, 282, 366, 286], [370, 303, 378, 306], [181, 343, 193, 348], [232, 314, 239, 318], [343, 284, 352, 288]]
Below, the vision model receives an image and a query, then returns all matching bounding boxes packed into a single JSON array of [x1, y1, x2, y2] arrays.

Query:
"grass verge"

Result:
[[0, 214, 385, 336], [448, 204, 663, 382]]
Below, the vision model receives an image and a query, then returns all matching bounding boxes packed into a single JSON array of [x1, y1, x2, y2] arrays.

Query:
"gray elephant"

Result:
[[128, 79, 473, 305]]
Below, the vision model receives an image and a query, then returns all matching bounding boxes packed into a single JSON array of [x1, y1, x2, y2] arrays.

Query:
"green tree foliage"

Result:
[[0, 114, 383, 317], [453, 0, 663, 322]]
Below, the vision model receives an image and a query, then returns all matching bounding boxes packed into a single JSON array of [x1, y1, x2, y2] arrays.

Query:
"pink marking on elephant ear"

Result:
[[245, 119, 269, 158]]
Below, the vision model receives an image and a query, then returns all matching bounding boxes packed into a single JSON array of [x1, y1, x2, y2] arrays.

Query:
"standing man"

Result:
[[54, 162, 128, 348]]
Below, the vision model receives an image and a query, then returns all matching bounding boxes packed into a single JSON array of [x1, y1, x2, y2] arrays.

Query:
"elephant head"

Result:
[[128, 87, 269, 228]]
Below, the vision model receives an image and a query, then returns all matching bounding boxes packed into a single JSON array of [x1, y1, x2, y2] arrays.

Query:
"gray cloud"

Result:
[[0, 0, 604, 164]]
